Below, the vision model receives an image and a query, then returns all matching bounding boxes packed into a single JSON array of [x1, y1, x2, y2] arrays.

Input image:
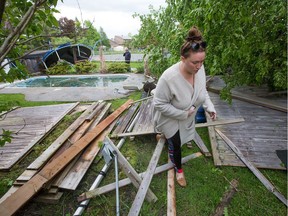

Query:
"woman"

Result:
[[153, 26, 216, 187]]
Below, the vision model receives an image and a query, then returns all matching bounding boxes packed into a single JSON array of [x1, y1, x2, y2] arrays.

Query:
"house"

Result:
[[109, 35, 132, 51]]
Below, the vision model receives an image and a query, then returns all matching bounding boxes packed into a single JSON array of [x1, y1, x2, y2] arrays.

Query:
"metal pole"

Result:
[[114, 152, 120, 216], [73, 112, 140, 216]]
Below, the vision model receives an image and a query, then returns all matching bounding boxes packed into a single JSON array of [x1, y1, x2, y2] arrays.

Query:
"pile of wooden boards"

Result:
[[1, 101, 112, 202], [0, 88, 287, 215], [0, 100, 131, 215]]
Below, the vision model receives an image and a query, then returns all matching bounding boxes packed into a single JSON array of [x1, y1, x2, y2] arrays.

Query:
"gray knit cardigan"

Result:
[[153, 62, 216, 145]]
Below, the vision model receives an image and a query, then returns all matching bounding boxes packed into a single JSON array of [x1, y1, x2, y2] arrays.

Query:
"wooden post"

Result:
[[0, 99, 132, 216], [215, 129, 288, 207], [128, 137, 165, 216], [167, 157, 176, 216]]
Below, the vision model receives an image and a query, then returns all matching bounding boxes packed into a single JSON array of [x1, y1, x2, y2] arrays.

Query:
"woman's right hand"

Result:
[[187, 106, 196, 117]]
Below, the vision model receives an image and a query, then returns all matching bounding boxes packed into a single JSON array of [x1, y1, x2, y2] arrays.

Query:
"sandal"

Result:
[[176, 172, 187, 187]]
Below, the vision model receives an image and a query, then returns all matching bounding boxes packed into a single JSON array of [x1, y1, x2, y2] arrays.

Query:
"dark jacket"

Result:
[[123, 51, 131, 63]]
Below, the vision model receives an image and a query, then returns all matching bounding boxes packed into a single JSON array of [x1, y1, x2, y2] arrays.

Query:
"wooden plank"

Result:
[[138, 99, 154, 133], [34, 192, 63, 204], [73, 111, 140, 215], [195, 118, 245, 128], [112, 102, 139, 135], [0, 99, 132, 216], [128, 137, 165, 215], [113, 118, 245, 138], [46, 108, 100, 165], [207, 85, 287, 112], [86, 101, 104, 121], [59, 119, 116, 190], [51, 104, 110, 187], [15, 103, 111, 189], [69, 103, 91, 116], [167, 157, 176, 216], [193, 131, 211, 157], [216, 129, 288, 207], [111, 130, 154, 138], [132, 98, 154, 133], [27, 102, 99, 170], [104, 137, 158, 203], [15, 170, 38, 182], [0, 186, 19, 204], [78, 152, 202, 201], [87, 102, 111, 130], [206, 112, 222, 166], [131, 95, 153, 104]]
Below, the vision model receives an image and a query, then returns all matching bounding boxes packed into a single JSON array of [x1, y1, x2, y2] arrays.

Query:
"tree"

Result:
[[77, 20, 100, 47], [58, 17, 76, 39], [99, 27, 110, 48], [0, 0, 60, 82], [134, 0, 287, 97]]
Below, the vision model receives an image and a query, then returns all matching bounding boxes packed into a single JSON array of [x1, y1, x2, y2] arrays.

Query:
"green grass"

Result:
[[0, 94, 62, 112], [92, 61, 143, 73], [0, 93, 287, 216]]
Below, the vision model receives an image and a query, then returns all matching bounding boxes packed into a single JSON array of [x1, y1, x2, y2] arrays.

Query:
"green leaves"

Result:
[[0, 0, 60, 83], [134, 0, 287, 97], [0, 129, 13, 147]]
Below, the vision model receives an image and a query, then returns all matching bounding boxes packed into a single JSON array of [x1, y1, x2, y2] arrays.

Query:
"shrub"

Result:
[[46, 60, 76, 75], [136, 65, 144, 73], [75, 60, 98, 74], [46, 60, 98, 75], [107, 62, 130, 73]]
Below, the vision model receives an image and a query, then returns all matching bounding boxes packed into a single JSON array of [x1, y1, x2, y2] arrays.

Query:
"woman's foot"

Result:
[[176, 170, 187, 187]]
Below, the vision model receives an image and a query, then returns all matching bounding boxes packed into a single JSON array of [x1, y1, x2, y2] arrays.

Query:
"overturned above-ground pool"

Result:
[[7, 74, 129, 88]]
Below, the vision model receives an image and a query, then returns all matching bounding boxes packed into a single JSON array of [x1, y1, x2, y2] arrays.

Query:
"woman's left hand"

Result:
[[209, 112, 217, 120]]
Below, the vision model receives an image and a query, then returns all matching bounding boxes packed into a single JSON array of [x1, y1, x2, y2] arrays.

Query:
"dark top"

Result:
[[123, 51, 131, 63]]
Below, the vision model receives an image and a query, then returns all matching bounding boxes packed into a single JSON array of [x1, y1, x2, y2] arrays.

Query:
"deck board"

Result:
[[208, 92, 287, 170], [132, 98, 154, 134], [0, 103, 77, 170]]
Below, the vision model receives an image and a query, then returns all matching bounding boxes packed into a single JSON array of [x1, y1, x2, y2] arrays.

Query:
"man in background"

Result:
[[123, 48, 131, 71]]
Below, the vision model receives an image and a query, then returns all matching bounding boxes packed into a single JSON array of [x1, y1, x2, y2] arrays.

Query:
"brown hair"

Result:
[[180, 26, 206, 58]]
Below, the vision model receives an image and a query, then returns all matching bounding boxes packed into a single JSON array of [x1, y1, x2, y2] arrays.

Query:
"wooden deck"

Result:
[[208, 92, 287, 170], [0, 103, 77, 170], [131, 98, 155, 134]]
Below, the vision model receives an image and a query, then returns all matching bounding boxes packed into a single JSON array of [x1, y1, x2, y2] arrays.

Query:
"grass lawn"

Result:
[[0, 92, 287, 216], [0, 94, 62, 112]]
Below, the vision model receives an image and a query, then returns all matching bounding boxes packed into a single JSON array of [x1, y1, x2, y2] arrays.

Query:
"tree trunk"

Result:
[[0, 0, 47, 65], [0, 0, 6, 25]]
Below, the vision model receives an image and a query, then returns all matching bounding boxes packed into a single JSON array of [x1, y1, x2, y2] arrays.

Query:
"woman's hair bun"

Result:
[[186, 36, 202, 42], [186, 26, 202, 42]]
